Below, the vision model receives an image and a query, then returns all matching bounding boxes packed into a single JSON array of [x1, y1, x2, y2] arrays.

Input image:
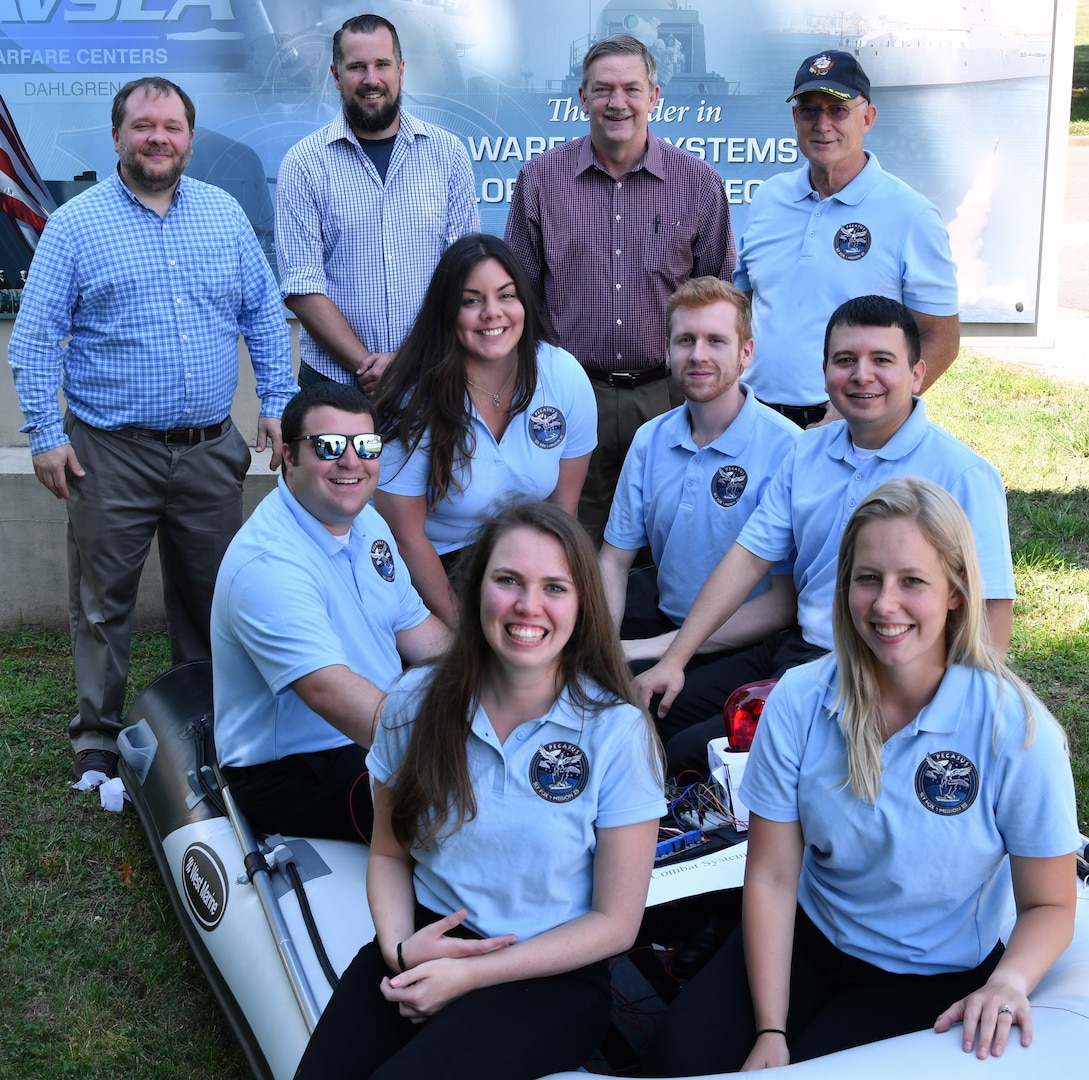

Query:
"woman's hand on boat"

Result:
[[740, 1030, 790, 1071], [933, 980, 1031, 1059], [400, 908, 517, 969], [935, 852, 1077, 1060]]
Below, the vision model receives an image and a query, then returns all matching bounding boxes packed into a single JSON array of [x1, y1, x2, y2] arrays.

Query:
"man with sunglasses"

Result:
[[734, 51, 959, 429], [212, 383, 449, 843]]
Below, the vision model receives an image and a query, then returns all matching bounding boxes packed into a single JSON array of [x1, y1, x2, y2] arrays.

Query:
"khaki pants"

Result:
[[578, 375, 683, 545]]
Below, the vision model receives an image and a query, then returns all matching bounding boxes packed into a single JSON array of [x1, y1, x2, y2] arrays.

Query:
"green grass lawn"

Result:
[[1, 352, 1087, 1078], [1073, 0, 1089, 134], [0, 629, 249, 1080], [928, 352, 1089, 817]]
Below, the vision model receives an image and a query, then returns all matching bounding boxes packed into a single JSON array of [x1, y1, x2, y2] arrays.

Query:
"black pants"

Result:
[[644, 906, 1004, 1076], [662, 628, 827, 777], [297, 361, 367, 391], [223, 745, 372, 842], [294, 937, 612, 1080], [759, 400, 828, 429]]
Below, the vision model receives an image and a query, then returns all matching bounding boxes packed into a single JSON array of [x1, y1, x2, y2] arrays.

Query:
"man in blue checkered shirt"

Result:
[[276, 13, 479, 395], [8, 77, 297, 785]]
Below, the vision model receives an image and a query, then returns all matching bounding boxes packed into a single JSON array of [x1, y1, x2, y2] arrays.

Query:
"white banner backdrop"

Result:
[[0, 0, 1066, 326]]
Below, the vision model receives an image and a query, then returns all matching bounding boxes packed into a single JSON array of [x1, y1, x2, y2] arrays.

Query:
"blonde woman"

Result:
[[648, 477, 1078, 1074]]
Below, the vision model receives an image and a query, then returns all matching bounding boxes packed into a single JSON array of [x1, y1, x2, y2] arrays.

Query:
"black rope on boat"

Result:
[[285, 860, 340, 991]]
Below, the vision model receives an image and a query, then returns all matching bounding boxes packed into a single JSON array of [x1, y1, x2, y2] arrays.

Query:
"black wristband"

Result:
[[396, 941, 407, 973], [755, 1028, 787, 1039]]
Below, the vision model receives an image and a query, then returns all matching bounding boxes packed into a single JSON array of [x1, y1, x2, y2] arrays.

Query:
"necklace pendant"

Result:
[[492, 393, 501, 407]]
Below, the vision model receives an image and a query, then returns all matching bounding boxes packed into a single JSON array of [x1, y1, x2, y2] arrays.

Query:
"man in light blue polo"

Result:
[[276, 13, 478, 394], [600, 278, 800, 741], [736, 50, 959, 428], [636, 296, 1014, 769], [212, 383, 449, 841]]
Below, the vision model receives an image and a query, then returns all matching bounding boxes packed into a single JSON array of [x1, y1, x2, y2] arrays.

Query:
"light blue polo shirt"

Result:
[[735, 153, 958, 406], [741, 657, 1080, 974], [738, 398, 1015, 650], [212, 477, 430, 767], [378, 342, 597, 554], [369, 665, 666, 942], [604, 387, 801, 623]]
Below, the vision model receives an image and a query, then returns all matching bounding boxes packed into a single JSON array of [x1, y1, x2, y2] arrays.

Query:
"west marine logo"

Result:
[[529, 405, 566, 450], [181, 842, 228, 930], [914, 750, 979, 816], [370, 539, 396, 582], [0, 0, 236, 22]]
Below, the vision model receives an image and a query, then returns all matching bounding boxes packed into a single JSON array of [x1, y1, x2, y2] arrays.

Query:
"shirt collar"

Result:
[[793, 150, 881, 205], [275, 474, 365, 558], [912, 665, 973, 734], [577, 130, 661, 179], [819, 657, 969, 736], [827, 151, 881, 206], [469, 680, 606, 743], [712, 385, 759, 455], [551, 680, 611, 731], [666, 385, 758, 454], [110, 166, 188, 210], [825, 397, 929, 463]]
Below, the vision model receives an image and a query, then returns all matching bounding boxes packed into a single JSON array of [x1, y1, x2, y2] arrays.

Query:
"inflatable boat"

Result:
[[120, 662, 1089, 1080], [119, 661, 374, 1080]]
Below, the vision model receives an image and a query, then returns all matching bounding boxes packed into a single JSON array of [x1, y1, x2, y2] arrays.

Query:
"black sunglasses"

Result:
[[294, 432, 384, 460]]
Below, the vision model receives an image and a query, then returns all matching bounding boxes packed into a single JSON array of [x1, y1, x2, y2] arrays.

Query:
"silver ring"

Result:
[[998, 1004, 1014, 1016]]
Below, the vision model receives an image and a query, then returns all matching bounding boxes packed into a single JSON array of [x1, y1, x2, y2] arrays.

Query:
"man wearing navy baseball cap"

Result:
[[734, 50, 960, 429], [786, 49, 872, 102]]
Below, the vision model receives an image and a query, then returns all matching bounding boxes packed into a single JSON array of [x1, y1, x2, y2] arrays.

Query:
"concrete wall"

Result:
[[1, 318, 298, 632]]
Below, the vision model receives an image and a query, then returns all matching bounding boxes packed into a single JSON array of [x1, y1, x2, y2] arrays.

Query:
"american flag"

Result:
[[0, 94, 55, 250]]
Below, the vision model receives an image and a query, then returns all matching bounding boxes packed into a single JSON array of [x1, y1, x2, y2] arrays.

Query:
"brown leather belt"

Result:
[[121, 421, 228, 445], [585, 365, 670, 388]]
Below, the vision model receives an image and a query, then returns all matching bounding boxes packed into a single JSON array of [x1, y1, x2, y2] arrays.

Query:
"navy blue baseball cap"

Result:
[[787, 50, 871, 102]]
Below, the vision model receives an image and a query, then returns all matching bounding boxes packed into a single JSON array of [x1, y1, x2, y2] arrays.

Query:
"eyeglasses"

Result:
[[294, 432, 384, 460], [793, 100, 866, 124]]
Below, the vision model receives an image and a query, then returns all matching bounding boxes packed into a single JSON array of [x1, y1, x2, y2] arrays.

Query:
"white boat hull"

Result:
[[121, 663, 1089, 1080], [120, 662, 372, 1080]]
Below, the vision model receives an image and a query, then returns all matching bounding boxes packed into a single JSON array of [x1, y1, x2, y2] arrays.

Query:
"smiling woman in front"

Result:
[[646, 477, 1078, 1075], [293, 501, 665, 1080]]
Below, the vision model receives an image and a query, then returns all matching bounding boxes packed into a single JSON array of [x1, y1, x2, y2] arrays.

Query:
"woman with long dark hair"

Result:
[[373, 234, 596, 627], [647, 478, 1078, 1074], [294, 501, 664, 1080]]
